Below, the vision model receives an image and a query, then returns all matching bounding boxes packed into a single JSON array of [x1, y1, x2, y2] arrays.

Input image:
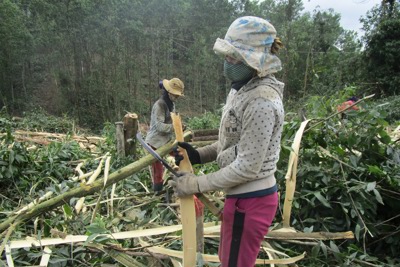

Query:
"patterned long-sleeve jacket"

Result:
[[197, 75, 284, 197]]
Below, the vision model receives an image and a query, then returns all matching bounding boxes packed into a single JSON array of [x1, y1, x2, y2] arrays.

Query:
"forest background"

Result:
[[1, 0, 399, 128], [1, 0, 400, 266]]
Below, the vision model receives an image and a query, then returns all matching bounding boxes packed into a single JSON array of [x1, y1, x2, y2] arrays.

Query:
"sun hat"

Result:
[[162, 78, 184, 96], [213, 16, 282, 77]]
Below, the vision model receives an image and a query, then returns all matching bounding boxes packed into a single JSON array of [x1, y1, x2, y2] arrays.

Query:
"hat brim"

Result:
[[213, 38, 282, 77], [213, 38, 263, 73], [162, 79, 184, 96], [213, 38, 245, 62]]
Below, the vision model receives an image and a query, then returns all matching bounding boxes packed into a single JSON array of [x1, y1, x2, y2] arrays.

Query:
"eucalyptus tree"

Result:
[[0, 0, 32, 114], [0, 0, 368, 129], [257, 1, 362, 101], [361, 1, 400, 97]]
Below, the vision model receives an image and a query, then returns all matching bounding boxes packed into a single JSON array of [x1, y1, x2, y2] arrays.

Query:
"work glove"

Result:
[[168, 171, 200, 197], [173, 142, 201, 165]]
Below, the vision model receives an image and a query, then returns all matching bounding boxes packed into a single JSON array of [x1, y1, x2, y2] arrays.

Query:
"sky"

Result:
[[302, 0, 382, 36]]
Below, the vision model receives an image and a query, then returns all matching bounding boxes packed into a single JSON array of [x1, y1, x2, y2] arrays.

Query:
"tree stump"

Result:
[[123, 113, 138, 158], [115, 122, 125, 157]]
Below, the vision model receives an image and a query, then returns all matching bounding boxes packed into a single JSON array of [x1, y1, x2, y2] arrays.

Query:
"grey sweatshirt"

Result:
[[145, 98, 174, 148], [196, 75, 284, 196]]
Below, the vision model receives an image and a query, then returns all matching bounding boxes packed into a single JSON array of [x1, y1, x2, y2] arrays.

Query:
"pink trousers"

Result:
[[219, 193, 278, 267]]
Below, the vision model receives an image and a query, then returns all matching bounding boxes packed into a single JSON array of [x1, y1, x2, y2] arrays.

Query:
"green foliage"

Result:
[[97, 121, 117, 156], [1, 0, 399, 262], [276, 93, 400, 265], [362, 2, 400, 97], [0, 115, 93, 222], [375, 94, 400, 123], [1, 92, 400, 266], [0, 0, 32, 113], [19, 108, 76, 133], [187, 111, 221, 129], [0, 0, 368, 129]]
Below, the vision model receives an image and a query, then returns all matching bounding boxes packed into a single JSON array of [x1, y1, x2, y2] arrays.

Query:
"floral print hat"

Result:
[[213, 16, 282, 77]]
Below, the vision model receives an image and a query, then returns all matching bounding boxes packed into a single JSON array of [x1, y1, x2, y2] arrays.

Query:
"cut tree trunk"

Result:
[[115, 122, 125, 157], [123, 113, 138, 157]]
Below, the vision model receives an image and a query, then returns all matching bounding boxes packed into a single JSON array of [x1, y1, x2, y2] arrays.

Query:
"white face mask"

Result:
[[223, 60, 255, 82]]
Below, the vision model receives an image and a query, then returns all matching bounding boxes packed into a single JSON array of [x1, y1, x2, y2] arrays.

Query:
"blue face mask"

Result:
[[223, 60, 255, 82]]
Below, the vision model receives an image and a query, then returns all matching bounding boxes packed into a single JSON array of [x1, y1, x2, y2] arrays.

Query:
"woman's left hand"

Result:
[[168, 171, 200, 197]]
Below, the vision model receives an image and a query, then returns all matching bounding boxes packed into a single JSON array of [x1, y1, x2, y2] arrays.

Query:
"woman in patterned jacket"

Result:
[[170, 16, 285, 266]]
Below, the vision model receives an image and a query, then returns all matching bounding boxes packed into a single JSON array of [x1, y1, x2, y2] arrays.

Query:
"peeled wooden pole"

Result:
[[171, 112, 197, 267], [282, 120, 310, 228]]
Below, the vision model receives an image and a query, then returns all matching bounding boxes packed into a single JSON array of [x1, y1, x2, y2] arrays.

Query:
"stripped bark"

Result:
[[123, 113, 138, 157]]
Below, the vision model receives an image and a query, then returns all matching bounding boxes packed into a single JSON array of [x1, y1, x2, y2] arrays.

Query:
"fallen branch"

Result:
[[146, 246, 306, 265], [266, 230, 354, 240], [204, 232, 354, 241]]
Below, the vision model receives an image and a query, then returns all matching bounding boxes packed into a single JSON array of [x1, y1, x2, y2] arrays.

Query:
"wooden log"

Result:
[[188, 141, 215, 147], [11, 130, 105, 142], [8, 224, 354, 249], [193, 129, 219, 137], [123, 113, 138, 157], [202, 225, 354, 240], [171, 112, 197, 267], [192, 135, 219, 142], [115, 122, 125, 157], [0, 133, 191, 233], [13, 136, 50, 145], [146, 246, 306, 265], [266, 230, 354, 240]]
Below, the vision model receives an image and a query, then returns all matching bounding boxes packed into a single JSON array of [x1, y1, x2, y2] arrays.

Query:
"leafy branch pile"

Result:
[[274, 94, 400, 266], [1, 94, 399, 266]]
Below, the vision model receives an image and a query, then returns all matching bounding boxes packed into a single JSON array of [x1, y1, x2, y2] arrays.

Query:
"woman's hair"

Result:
[[161, 89, 174, 112], [271, 38, 284, 55]]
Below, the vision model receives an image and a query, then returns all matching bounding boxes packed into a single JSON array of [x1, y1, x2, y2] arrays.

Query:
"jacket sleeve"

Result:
[[197, 141, 219, 163], [197, 98, 277, 192], [151, 102, 173, 133]]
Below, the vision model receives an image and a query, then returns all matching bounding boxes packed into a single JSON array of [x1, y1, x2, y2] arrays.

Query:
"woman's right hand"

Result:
[[174, 142, 201, 165]]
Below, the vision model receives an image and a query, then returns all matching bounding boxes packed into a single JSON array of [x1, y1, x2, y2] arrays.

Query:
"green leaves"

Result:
[[187, 111, 221, 129], [277, 94, 400, 265], [84, 219, 112, 245], [362, 6, 400, 97], [313, 191, 332, 208]]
